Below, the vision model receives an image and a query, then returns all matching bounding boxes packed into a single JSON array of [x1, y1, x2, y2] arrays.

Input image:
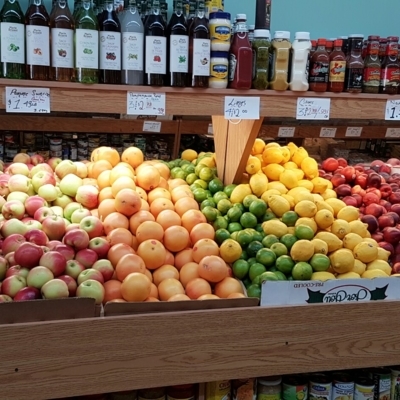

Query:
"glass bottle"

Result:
[[96, 0, 104, 21], [252, 29, 270, 90], [309, 38, 329, 92], [144, 0, 166, 86], [344, 34, 364, 93], [75, 0, 99, 83], [120, 0, 144, 84], [99, 0, 121, 84], [379, 38, 387, 62], [160, 0, 167, 23], [72, 0, 82, 20], [142, 0, 151, 25], [328, 39, 346, 93], [340, 36, 348, 56], [25, 0, 50, 80], [188, 0, 209, 87], [326, 40, 333, 55], [380, 36, 400, 95], [167, 0, 188, 87], [0, 0, 25, 79], [186, 0, 195, 28], [363, 35, 381, 94], [50, 0, 74, 81], [140, 0, 146, 22]]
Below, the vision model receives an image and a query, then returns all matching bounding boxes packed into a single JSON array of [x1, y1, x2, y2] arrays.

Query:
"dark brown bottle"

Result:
[[380, 36, 400, 95], [363, 35, 381, 94], [309, 38, 329, 92], [25, 0, 50, 80], [326, 40, 333, 55], [344, 34, 364, 93], [328, 39, 346, 93], [379, 38, 387, 62]]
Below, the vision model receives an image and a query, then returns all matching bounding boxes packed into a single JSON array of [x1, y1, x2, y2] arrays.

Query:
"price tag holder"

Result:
[[320, 128, 337, 138], [345, 127, 363, 137], [127, 92, 166, 116], [224, 96, 260, 119], [296, 97, 330, 120], [6, 87, 50, 113], [386, 128, 400, 138], [143, 121, 162, 133], [278, 127, 295, 138], [385, 99, 400, 120]]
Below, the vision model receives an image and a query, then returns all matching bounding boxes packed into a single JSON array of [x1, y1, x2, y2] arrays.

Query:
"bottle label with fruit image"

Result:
[[1, 22, 25, 64], [100, 32, 121, 70], [145, 36, 167, 74], [51, 28, 74, 68], [75, 29, 99, 69], [26, 25, 50, 66]]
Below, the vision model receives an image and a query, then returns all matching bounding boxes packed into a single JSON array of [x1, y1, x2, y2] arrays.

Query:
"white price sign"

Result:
[[278, 127, 295, 138], [224, 96, 260, 119], [296, 97, 330, 120], [386, 128, 400, 138], [6, 87, 50, 113], [320, 128, 337, 138], [345, 127, 363, 137], [127, 92, 166, 116], [385, 99, 400, 120], [143, 121, 162, 133]]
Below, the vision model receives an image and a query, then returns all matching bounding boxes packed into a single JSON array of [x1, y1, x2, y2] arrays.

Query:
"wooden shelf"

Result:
[[2, 301, 400, 400]]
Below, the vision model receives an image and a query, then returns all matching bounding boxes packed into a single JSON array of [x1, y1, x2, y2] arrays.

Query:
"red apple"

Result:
[[77, 268, 104, 285], [79, 216, 104, 239], [337, 158, 348, 167], [57, 275, 78, 296], [55, 160, 77, 179], [365, 203, 385, 218], [31, 171, 56, 193], [42, 215, 66, 241], [0, 294, 12, 302], [6, 265, 29, 279], [70, 208, 92, 224], [341, 166, 356, 183], [8, 174, 31, 193], [65, 223, 80, 232], [38, 184, 58, 202], [363, 192, 380, 206], [13, 153, 31, 164], [53, 193, 73, 209], [30, 154, 45, 166], [34, 206, 55, 223], [2, 234, 26, 255], [39, 251, 67, 277], [366, 187, 382, 199], [24, 219, 43, 232], [88, 237, 111, 259], [335, 184, 352, 197], [75, 248, 98, 269], [342, 196, 358, 207], [24, 229, 49, 246], [1, 275, 26, 298], [92, 259, 114, 282], [7, 162, 29, 176], [27, 266, 54, 289], [5, 252, 16, 267], [30, 163, 54, 177], [321, 157, 339, 173], [47, 157, 62, 171], [14, 286, 41, 301], [0, 256, 8, 280], [65, 259, 85, 279], [2, 199, 25, 220], [53, 244, 75, 261], [390, 192, 400, 204], [59, 174, 83, 198], [76, 279, 105, 305], [41, 278, 69, 299], [76, 185, 99, 209], [14, 242, 44, 269], [330, 174, 346, 188], [63, 229, 90, 251]]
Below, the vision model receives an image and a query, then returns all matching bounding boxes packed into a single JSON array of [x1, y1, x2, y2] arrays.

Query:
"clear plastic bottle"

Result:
[[269, 30, 291, 91], [289, 31, 311, 91]]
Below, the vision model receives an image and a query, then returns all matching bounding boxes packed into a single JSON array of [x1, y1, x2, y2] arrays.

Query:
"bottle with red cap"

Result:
[[309, 38, 329, 92]]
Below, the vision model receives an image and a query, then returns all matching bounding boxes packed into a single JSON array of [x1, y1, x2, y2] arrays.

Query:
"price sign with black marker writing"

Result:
[[224, 96, 260, 119], [385, 99, 400, 120], [6, 87, 50, 113], [278, 127, 295, 138], [296, 97, 330, 120], [320, 128, 336, 138], [127, 92, 166, 116]]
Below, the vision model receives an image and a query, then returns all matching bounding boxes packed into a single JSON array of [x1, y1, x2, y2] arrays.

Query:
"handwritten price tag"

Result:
[[296, 97, 330, 120], [385, 100, 400, 120], [6, 87, 50, 113], [224, 96, 260, 119], [278, 127, 295, 138], [143, 121, 162, 133], [320, 128, 337, 138], [386, 128, 400, 138], [127, 92, 166, 116], [345, 127, 363, 137]]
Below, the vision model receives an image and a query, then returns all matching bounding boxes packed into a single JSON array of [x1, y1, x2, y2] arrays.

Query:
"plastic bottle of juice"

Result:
[[269, 30, 291, 91], [289, 31, 311, 91]]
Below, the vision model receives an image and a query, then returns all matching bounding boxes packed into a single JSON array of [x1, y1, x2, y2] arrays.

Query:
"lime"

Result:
[[242, 278, 252, 289], [256, 248, 277, 267], [230, 231, 239, 241], [262, 234, 279, 248], [215, 228, 231, 245], [262, 210, 277, 222], [270, 242, 288, 257], [294, 224, 315, 240], [240, 212, 258, 228], [269, 266, 277, 272], [239, 250, 248, 260], [201, 198, 216, 210], [276, 255, 295, 274], [247, 257, 257, 267], [252, 231, 264, 243], [246, 241, 264, 257], [179, 159, 191, 167], [199, 167, 214, 182], [213, 216, 228, 231], [259, 271, 279, 282], [186, 173, 197, 185], [217, 199, 232, 215], [190, 183, 202, 191], [213, 191, 228, 204], [227, 206, 243, 222], [280, 234, 298, 250], [192, 188, 208, 203], [202, 206, 218, 222], [232, 259, 249, 279], [281, 211, 299, 227], [249, 199, 268, 219], [236, 230, 253, 248], [224, 184, 237, 198], [243, 194, 258, 209], [274, 271, 287, 281], [208, 178, 224, 194], [292, 262, 313, 280], [167, 161, 176, 169], [175, 170, 188, 180], [255, 223, 264, 233], [195, 163, 208, 176], [246, 284, 261, 299], [249, 262, 267, 282], [310, 254, 331, 272], [234, 203, 245, 212], [170, 167, 183, 179], [182, 164, 195, 173], [228, 222, 242, 234], [193, 179, 208, 189], [205, 189, 213, 198]]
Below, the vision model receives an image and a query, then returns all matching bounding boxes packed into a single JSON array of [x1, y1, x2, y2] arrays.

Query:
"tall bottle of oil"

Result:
[[144, 0, 166, 85], [25, 0, 50, 80], [72, 0, 82, 21], [98, 0, 121, 83], [0, 0, 25, 79], [74, 0, 99, 83], [50, 0, 74, 81], [167, 0, 188, 86]]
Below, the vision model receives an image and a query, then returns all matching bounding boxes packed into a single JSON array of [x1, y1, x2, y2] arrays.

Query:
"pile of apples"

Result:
[[0, 148, 244, 305]]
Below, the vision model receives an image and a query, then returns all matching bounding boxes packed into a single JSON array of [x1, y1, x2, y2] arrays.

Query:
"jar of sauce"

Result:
[[329, 39, 346, 93], [380, 36, 400, 95], [257, 376, 282, 400], [379, 38, 388, 62], [167, 384, 196, 400], [252, 29, 271, 90], [309, 38, 329, 92], [344, 34, 364, 93], [269, 30, 291, 91], [363, 35, 381, 94]]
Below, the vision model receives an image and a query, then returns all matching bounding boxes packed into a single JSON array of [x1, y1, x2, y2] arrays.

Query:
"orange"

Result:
[[215, 277, 244, 298], [198, 255, 228, 283], [91, 146, 106, 162], [175, 197, 199, 217], [99, 187, 114, 202], [115, 254, 146, 281], [158, 278, 185, 301], [136, 187, 148, 201], [111, 176, 136, 197], [114, 188, 141, 217], [90, 159, 113, 179], [137, 239, 166, 270], [174, 248, 194, 270], [164, 250, 175, 265], [171, 186, 194, 204], [181, 209, 206, 233], [227, 293, 246, 299], [190, 223, 215, 245], [168, 294, 190, 301], [96, 147, 120, 167], [121, 272, 151, 301], [192, 239, 220, 263], [154, 162, 170, 181], [135, 161, 154, 175], [144, 269, 153, 282], [129, 210, 155, 235], [110, 166, 135, 185], [103, 280, 122, 304], [117, 162, 135, 173], [158, 177, 168, 189], [153, 264, 179, 286], [185, 278, 212, 300], [107, 227, 134, 247], [121, 146, 144, 169], [150, 283, 159, 299], [168, 179, 187, 191], [140, 199, 150, 211], [150, 198, 174, 218], [198, 294, 220, 300], [103, 212, 129, 235], [136, 221, 164, 243], [136, 166, 161, 191], [147, 187, 171, 204], [145, 297, 160, 302], [97, 170, 111, 190], [179, 262, 200, 288], [108, 243, 136, 268], [156, 210, 181, 231], [132, 234, 139, 252], [98, 199, 116, 221], [163, 226, 190, 253]]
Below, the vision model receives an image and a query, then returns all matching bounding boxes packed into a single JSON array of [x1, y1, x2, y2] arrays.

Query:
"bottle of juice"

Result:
[[269, 30, 291, 91], [228, 13, 252, 89], [289, 31, 311, 92], [328, 39, 346, 93], [25, 0, 51, 80], [0, 0, 25, 79], [309, 38, 329, 92]]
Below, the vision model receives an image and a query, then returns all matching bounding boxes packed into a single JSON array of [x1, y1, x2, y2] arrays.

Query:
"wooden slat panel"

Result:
[[1, 301, 400, 400]]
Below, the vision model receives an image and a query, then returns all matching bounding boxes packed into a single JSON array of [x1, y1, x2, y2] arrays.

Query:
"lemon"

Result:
[[330, 248, 354, 274], [287, 142, 298, 157], [287, 186, 308, 197], [321, 188, 337, 200], [362, 269, 388, 279], [265, 142, 280, 149], [262, 163, 285, 181], [325, 198, 346, 217], [291, 147, 308, 167], [198, 156, 216, 168], [311, 238, 329, 255], [310, 177, 329, 194], [246, 156, 262, 175], [268, 195, 291, 217], [295, 200, 317, 218], [314, 209, 335, 230], [363, 238, 379, 246], [282, 194, 295, 208], [249, 172, 268, 197], [331, 219, 351, 239], [262, 147, 283, 164], [349, 220, 369, 238], [377, 247, 391, 261], [219, 239, 242, 263], [283, 161, 298, 170], [353, 241, 378, 263], [315, 200, 335, 214], [337, 206, 360, 222], [367, 260, 391, 276], [337, 272, 360, 279], [291, 190, 315, 204], [261, 189, 281, 203], [315, 232, 343, 253], [262, 220, 288, 238], [295, 217, 318, 233], [301, 157, 319, 179], [311, 271, 336, 281], [279, 169, 299, 189], [230, 184, 252, 204], [181, 149, 198, 162], [298, 180, 314, 191], [343, 233, 364, 251], [280, 146, 291, 163], [290, 240, 314, 262], [267, 181, 288, 194], [312, 194, 324, 202], [251, 138, 265, 155], [352, 259, 367, 275], [292, 169, 305, 180]]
